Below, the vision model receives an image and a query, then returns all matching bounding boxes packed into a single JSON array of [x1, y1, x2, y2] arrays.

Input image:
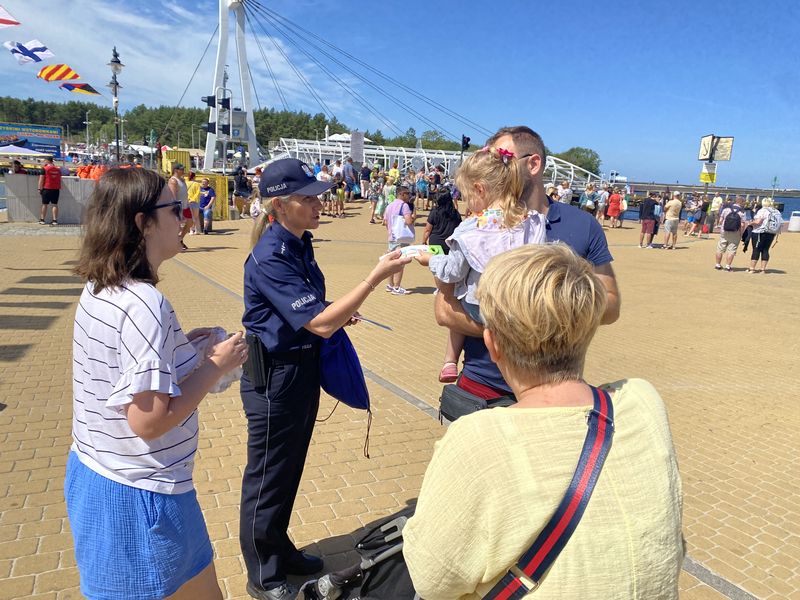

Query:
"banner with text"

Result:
[[0, 122, 62, 158]]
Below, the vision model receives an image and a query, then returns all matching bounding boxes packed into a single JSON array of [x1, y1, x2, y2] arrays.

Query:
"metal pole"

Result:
[[85, 110, 91, 150], [115, 103, 121, 163]]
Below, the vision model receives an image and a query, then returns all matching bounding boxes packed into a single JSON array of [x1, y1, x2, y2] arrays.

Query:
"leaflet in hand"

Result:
[[381, 244, 443, 260]]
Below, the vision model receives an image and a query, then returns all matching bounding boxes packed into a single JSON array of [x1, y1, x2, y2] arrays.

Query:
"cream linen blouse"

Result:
[[403, 378, 684, 599]]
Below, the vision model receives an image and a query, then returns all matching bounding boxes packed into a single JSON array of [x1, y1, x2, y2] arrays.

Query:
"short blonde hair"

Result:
[[477, 243, 607, 383], [761, 197, 774, 208]]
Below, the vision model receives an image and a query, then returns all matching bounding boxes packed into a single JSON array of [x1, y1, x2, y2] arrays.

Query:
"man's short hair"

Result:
[[486, 126, 547, 163]]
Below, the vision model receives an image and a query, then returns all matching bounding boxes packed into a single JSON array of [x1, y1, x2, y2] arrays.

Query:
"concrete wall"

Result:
[[5, 174, 95, 224]]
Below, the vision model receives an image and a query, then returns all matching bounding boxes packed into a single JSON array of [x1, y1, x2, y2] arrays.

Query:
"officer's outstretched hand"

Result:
[[370, 249, 412, 281], [208, 331, 248, 372]]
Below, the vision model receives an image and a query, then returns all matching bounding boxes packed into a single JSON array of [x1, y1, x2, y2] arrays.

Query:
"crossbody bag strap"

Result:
[[483, 386, 615, 600]]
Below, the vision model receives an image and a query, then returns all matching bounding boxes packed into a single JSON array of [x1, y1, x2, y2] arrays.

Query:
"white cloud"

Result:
[[0, 0, 412, 133]]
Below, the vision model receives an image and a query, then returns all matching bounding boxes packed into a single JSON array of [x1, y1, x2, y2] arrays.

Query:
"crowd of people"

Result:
[[63, 124, 692, 600], [61, 132, 795, 595]]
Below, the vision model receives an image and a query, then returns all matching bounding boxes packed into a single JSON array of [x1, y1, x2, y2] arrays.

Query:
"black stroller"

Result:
[[297, 504, 419, 600]]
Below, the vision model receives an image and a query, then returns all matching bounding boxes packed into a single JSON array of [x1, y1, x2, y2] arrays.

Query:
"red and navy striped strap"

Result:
[[483, 386, 615, 600]]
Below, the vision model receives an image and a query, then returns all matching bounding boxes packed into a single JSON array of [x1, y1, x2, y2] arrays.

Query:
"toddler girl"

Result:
[[419, 146, 547, 383]]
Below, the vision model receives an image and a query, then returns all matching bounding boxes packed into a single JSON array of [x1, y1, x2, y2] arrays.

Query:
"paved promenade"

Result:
[[0, 202, 798, 600]]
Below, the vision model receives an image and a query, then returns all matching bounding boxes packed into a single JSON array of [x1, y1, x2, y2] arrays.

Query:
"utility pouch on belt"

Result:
[[439, 384, 516, 423], [243, 333, 267, 388]]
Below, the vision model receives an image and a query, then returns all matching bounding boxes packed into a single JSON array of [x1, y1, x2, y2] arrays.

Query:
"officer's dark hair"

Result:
[[75, 168, 165, 293]]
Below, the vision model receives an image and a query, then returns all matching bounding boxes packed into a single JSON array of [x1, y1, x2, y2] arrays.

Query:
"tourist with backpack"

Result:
[[714, 198, 745, 271], [747, 198, 782, 273]]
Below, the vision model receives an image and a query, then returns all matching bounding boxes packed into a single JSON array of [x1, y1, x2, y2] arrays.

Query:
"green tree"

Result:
[[553, 147, 601, 174]]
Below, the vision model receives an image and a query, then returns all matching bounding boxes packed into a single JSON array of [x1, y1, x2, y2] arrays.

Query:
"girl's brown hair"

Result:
[[75, 168, 165, 292]]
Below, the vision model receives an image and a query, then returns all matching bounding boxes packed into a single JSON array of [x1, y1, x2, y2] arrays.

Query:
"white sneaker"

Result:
[[385, 284, 394, 292], [391, 287, 411, 295]]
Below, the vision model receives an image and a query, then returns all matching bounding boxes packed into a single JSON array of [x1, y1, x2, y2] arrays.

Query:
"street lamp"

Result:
[[106, 47, 125, 163]]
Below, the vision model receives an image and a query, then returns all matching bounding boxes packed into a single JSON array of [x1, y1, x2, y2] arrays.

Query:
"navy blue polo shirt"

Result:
[[462, 200, 613, 392], [243, 222, 326, 353]]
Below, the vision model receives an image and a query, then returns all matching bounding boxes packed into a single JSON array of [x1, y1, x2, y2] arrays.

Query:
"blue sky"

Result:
[[1, 0, 798, 188]]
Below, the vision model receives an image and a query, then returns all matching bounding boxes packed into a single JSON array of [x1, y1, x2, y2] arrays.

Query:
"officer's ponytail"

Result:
[[249, 196, 280, 249]]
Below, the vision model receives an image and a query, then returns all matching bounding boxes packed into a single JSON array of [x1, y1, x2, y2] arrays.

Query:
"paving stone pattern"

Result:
[[0, 204, 798, 599]]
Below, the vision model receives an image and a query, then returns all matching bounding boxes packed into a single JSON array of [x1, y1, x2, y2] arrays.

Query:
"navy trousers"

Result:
[[239, 353, 320, 590]]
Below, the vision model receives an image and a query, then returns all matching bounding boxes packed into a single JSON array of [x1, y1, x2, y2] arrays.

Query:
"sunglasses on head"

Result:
[[149, 201, 183, 218]]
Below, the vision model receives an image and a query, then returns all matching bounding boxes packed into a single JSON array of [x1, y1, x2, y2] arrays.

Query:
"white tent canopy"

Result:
[[0, 144, 52, 157], [126, 144, 156, 155], [325, 133, 373, 143]]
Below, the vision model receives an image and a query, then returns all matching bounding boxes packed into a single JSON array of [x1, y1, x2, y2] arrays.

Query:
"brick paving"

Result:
[[0, 202, 798, 599]]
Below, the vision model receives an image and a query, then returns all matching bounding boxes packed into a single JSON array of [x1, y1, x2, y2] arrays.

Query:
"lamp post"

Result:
[[83, 110, 91, 151], [106, 47, 124, 163]]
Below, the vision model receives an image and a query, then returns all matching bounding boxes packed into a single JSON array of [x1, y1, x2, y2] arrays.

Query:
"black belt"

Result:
[[263, 344, 319, 365], [245, 334, 319, 384]]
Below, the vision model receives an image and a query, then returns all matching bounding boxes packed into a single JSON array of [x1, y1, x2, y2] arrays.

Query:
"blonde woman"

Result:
[[405, 243, 684, 599], [241, 159, 410, 599]]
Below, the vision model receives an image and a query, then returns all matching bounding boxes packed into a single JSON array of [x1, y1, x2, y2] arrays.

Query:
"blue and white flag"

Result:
[[3, 39, 54, 64]]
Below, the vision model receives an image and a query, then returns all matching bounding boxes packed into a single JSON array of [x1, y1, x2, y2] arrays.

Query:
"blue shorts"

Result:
[[203, 208, 213, 220], [687, 215, 695, 223], [65, 452, 213, 600]]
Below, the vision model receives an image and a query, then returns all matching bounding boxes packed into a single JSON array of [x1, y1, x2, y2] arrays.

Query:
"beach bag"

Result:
[[352, 183, 361, 196], [765, 208, 782, 234], [391, 209, 415, 243], [723, 208, 742, 231]]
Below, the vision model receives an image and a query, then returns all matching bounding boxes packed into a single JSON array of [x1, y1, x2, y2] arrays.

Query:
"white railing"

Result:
[[269, 138, 602, 189]]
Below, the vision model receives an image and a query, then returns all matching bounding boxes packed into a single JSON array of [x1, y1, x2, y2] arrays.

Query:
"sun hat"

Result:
[[258, 158, 334, 198]]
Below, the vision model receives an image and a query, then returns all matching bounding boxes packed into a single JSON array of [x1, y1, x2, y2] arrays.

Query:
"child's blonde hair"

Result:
[[455, 146, 524, 228]]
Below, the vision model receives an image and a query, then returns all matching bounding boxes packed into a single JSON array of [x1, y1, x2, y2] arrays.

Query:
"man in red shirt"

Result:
[[38, 156, 62, 225]]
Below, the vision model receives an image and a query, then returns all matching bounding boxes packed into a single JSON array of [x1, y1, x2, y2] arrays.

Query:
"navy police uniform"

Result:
[[240, 220, 327, 591]]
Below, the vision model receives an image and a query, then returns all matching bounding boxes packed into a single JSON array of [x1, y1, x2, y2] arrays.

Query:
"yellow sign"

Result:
[[700, 162, 717, 184]]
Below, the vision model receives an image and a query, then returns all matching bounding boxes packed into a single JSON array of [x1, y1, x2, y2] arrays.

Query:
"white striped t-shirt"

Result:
[[71, 281, 200, 494]]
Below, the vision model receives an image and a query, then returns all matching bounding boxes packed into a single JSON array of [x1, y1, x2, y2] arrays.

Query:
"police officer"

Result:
[[240, 159, 409, 600]]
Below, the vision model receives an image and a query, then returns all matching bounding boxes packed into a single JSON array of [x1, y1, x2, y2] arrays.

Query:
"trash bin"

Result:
[[788, 211, 800, 233]]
